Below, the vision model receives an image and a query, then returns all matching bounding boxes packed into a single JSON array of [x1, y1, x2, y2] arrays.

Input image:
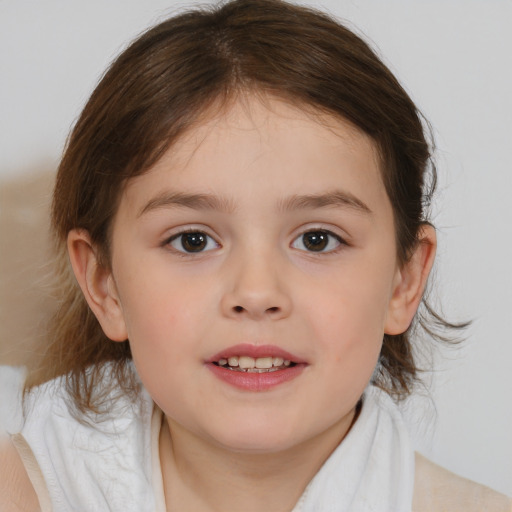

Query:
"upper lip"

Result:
[[206, 343, 306, 364]]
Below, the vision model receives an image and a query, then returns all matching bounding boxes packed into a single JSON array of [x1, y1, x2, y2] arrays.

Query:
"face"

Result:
[[106, 96, 403, 453]]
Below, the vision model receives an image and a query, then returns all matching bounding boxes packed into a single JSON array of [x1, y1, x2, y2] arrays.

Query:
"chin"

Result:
[[205, 420, 304, 455]]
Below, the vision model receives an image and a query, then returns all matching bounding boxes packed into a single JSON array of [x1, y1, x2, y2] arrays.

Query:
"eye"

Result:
[[291, 230, 343, 253], [167, 231, 219, 253]]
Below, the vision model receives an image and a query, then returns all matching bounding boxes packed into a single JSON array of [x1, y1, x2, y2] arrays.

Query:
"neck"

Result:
[[159, 408, 359, 512]]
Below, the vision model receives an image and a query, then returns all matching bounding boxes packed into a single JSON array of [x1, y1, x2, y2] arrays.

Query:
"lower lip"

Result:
[[206, 363, 305, 391]]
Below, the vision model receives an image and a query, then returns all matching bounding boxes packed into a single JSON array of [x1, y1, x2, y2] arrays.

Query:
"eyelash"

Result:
[[163, 228, 347, 255]]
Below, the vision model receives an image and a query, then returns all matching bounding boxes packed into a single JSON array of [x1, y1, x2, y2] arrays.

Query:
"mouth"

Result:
[[206, 344, 305, 391], [213, 356, 295, 373]]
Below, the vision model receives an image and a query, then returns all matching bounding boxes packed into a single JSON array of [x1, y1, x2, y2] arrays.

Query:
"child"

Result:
[[1, 0, 510, 510]]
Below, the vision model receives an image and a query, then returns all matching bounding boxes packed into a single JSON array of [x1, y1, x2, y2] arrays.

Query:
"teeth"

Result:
[[239, 356, 255, 369], [217, 355, 295, 370], [255, 357, 273, 369]]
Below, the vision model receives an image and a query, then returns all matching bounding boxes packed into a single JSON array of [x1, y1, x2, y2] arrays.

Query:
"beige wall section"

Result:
[[0, 170, 57, 367]]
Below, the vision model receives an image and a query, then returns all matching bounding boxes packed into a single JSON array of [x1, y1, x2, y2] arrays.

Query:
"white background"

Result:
[[1, 0, 511, 496]]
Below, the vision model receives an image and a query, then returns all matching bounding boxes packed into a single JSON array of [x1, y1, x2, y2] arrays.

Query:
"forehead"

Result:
[[119, 95, 387, 214]]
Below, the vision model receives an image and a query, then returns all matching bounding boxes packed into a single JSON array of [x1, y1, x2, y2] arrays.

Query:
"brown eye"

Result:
[[303, 232, 328, 251], [292, 230, 343, 253], [169, 231, 218, 253]]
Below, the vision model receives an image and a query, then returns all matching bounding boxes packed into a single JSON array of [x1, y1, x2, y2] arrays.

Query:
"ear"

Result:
[[67, 229, 128, 342], [384, 224, 436, 335]]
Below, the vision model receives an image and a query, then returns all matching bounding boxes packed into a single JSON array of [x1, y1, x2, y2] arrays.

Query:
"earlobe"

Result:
[[67, 229, 128, 342], [384, 225, 437, 335]]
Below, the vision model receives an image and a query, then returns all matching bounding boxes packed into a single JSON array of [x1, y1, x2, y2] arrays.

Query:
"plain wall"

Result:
[[1, 0, 510, 496]]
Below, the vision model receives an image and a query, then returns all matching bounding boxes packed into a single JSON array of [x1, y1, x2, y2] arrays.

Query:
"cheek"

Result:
[[303, 258, 394, 366], [311, 296, 383, 406], [316, 302, 383, 371], [313, 267, 392, 335], [114, 270, 190, 354]]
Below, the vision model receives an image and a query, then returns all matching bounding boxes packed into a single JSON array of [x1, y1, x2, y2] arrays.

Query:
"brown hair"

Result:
[[26, 0, 464, 410]]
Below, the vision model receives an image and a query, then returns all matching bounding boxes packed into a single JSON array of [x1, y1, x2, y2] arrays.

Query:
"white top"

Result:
[[13, 374, 415, 512], [292, 388, 414, 511], [15, 374, 166, 511]]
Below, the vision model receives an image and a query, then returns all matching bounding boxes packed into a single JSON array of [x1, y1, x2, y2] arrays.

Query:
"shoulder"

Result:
[[15, 369, 156, 511], [0, 434, 40, 512], [413, 452, 512, 512]]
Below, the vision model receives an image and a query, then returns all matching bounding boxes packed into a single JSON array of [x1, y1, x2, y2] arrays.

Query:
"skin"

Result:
[[0, 435, 40, 511], [69, 95, 436, 511]]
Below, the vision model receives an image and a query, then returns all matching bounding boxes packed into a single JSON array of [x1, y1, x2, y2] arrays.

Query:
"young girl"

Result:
[[1, 0, 510, 510]]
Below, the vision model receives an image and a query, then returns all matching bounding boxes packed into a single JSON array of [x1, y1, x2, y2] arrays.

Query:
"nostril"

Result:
[[233, 305, 244, 313], [266, 306, 280, 313]]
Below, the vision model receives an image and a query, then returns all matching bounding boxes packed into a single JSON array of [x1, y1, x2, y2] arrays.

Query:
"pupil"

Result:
[[303, 232, 327, 251], [182, 233, 206, 252]]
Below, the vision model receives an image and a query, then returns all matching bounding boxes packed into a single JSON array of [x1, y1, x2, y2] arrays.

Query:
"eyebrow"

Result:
[[138, 191, 236, 217], [138, 189, 372, 217], [277, 190, 372, 215]]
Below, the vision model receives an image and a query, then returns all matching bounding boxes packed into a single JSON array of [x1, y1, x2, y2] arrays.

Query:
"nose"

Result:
[[220, 249, 292, 321]]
